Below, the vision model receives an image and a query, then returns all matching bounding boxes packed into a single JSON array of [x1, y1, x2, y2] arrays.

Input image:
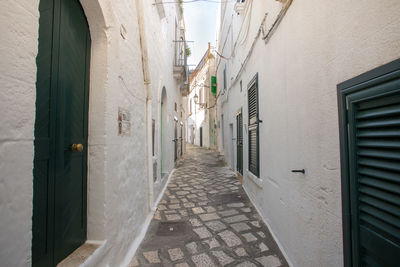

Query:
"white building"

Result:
[[216, 0, 400, 266], [0, 0, 187, 266], [187, 44, 217, 149]]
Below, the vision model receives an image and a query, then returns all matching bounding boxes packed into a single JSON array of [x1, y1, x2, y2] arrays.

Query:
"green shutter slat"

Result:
[[359, 176, 400, 195], [360, 204, 400, 231], [358, 157, 400, 172], [359, 211, 400, 240], [360, 195, 400, 217], [357, 140, 400, 150], [356, 103, 400, 119], [359, 185, 400, 206], [356, 117, 400, 129], [358, 148, 400, 160], [358, 166, 400, 184], [357, 128, 400, 138]]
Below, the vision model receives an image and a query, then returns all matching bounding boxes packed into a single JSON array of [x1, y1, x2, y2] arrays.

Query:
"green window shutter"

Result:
[[248, 73, 259, 177], [211, 76, 217, 96], [338, 59, 400, 267]]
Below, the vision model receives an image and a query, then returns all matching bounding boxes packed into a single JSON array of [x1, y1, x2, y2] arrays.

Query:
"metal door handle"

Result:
[[71, 143, 84, 152]]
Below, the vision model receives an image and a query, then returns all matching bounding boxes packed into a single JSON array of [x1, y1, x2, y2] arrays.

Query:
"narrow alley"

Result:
[[130, 146, 288, 267]]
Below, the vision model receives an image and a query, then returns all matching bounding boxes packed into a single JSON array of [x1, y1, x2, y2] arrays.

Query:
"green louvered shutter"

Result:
[[248, 74, 259, 177], [339, 60, 400, 267]]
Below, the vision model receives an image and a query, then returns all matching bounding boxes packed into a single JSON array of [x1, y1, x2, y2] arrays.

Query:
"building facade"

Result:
[[187, 45, 217, 149], [216, 0, 400, 266], [0, 0, 187, 266]]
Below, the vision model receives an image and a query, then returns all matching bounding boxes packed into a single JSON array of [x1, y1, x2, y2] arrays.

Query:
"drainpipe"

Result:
[[136, 0, 154, 211]]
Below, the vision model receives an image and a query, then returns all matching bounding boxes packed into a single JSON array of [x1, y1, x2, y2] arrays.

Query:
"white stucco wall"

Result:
[[0, 1, 38, 266], [216, 0, 400, 266], [0, 0, 185, 266], [187, 56, 216, 149]]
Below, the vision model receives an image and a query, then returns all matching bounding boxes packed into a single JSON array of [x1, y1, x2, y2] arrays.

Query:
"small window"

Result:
[[240, 80, 242, 92], [175, 102, 177, 112]]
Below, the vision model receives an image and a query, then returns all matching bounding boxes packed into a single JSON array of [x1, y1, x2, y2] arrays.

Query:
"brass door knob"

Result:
[[71, 144, 84, 152]]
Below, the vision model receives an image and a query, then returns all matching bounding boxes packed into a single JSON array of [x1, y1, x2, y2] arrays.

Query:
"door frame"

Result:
[[337, 58, 400, 267]]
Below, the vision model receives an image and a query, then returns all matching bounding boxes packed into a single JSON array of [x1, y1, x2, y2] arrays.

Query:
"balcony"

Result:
[[173, 39, 187, 82]]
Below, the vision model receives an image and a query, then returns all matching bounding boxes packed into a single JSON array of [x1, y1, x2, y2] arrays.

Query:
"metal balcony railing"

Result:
[[174, 39, 187, 68]]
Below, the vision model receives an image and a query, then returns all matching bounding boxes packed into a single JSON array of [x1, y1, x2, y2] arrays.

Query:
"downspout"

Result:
[[136, 0, 154, 211]]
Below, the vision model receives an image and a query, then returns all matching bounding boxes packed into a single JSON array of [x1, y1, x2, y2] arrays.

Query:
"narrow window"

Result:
[[175, 102, 177, 112], [152, 119, 155, 156], [223, 65, 227, 91], [248, 73, 259, 177]]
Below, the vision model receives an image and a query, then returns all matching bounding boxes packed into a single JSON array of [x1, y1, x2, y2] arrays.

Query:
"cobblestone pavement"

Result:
[[130, 146, 288, 267]]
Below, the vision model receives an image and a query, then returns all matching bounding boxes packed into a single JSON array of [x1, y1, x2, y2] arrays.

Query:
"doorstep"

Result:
[[57, 242, 101, 267]]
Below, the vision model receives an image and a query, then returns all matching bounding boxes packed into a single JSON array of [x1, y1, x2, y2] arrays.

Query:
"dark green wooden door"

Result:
[[33, 0, 90, 266], [338, 59, 400, 267], [236, 111, 243, 175]]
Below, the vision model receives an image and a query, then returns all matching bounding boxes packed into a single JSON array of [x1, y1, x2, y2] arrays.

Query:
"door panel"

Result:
[[33, 0, 90, 265], [338, 60, 400, 267], [236, 111, 243, 175]]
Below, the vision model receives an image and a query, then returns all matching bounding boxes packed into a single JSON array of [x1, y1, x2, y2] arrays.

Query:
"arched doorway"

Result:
[[160, 87, 168, 177], [33, 0, 91, 265]]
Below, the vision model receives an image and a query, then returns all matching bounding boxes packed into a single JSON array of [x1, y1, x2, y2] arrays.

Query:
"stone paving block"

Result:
[[166, 214, 181, 221], [234, 248, 248, 257], [227, 202, 245, 208], [218, 209, 239, 217], [242, 233, 257, 242], [218, 230, 242, 247], [230, 222, 251, 232], [189, 218, 202, 227], [204, 206, 216, 213], [203, 238, 220, 249], [192, 207, 205, 214], [168, 248, 184, 261], [192, 253, 216, 267], [179, 210, 188, 216], [176, 191, 189, 195], [175, 262, 189, 267], [169, 204, 181, 209], [183, 202, 195, 208], [198, 201, 208, 206], [143, 251, 160, 263], [223, 214, 249, 224], [128, 256, 139, 267], [259, 242, 269, 252], [153, 211, 161, 220], [236, 261, 257, 267], [257, 231, 266, 238], [158, 205, 167, 211], [199, 213, 220, 222], [205, 220, 227, 232], [185, 242, 198, 254], [241, 208, 251, 213], [193, 226, 212, 239], [250, 221, 261, 228], [165, 210, 177, 214], [256, 255, 281, 267], [211, 250, 235, 266]]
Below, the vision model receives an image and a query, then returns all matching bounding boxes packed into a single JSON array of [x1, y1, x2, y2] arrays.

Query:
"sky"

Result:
[[182, 1, 218, 70]]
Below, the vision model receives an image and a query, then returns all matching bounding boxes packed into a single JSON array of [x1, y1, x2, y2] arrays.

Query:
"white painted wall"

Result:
[[0, 0, 186, 266], [0, 1, 38, 266], [216, 0, 400, 266]]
